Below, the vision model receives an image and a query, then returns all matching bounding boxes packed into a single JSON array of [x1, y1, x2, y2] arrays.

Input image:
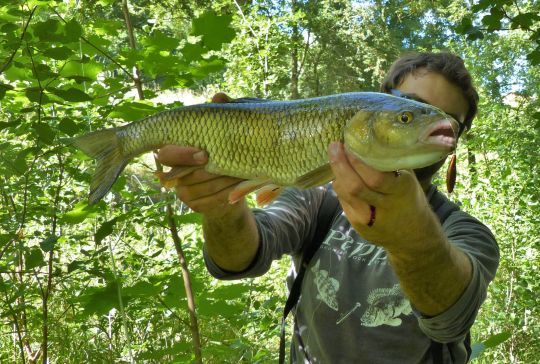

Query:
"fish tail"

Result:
[[67, 128, 128, 205]]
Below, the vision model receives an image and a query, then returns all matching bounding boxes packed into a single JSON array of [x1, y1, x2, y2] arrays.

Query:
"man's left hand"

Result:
[[328, 141, 438, 255]]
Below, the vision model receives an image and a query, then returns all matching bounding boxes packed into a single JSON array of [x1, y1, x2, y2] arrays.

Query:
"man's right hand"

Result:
[[155, 146, 246, 218]]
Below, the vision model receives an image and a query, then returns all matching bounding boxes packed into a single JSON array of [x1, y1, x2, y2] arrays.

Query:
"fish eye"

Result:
[[397, 111, 414, 124]]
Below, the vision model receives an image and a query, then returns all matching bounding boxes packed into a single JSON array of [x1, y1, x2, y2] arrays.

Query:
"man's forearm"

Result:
[[387, 212, 472, 317], [202, 200, 260, 272]]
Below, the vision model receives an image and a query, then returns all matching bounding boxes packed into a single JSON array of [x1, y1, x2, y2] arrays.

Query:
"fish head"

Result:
[[344, 95, 459, 172]]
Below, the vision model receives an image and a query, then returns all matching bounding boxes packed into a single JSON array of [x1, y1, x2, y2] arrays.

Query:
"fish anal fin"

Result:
[[294, 164, 334, 189], [256, 184, 284, 206], [228, 178, 271, 204]]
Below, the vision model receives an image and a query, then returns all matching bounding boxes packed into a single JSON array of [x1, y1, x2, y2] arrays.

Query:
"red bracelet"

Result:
[[367, 205, 376, 227]]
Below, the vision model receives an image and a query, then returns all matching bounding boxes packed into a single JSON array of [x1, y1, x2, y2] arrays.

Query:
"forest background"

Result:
[[0, 0, 538, 363]]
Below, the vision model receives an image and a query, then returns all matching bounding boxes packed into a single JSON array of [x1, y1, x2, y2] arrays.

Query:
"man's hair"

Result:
[[380, 52, 479, 134]]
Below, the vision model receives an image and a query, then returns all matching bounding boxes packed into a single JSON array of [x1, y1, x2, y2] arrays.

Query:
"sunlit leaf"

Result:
[[109, 101, 159, 121], [191, 11, 236, 51], [61, 201, 102, 224]]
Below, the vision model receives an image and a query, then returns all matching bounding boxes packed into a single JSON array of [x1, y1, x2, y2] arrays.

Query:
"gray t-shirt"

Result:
[[204, 185, 499, 363]]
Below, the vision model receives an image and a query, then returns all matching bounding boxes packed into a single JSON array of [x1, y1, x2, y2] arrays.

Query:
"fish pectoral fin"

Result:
[[294, 164, 335, 189], [228, 178, 271, 204], [255, 184, 284, 206]]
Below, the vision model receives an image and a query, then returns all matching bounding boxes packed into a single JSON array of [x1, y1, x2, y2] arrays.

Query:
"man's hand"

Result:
[[328, 141, 473, 315], [328, 141, 437, 255], [155, 93, 246, 218]]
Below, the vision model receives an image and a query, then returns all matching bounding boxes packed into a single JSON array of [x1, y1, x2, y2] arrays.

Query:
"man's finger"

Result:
[[329, 142, 383, 206], [344, 150, 396, 194], [211, 92, 232, 103], [156, 145, 208, 166]]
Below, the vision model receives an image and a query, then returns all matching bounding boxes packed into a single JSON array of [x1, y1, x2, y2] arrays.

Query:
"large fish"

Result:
[[69, 92, 458, 205]]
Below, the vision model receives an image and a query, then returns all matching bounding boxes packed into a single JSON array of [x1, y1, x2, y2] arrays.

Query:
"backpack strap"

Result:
[[278, 186, 341, 364]]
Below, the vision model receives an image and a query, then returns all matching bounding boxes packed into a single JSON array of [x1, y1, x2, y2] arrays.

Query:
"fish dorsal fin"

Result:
[[294, 164, 335, 189]]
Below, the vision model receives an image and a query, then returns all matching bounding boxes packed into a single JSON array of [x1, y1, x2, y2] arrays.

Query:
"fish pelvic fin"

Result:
[[68, 128, 128, 205], [294, 164, 334, 189]]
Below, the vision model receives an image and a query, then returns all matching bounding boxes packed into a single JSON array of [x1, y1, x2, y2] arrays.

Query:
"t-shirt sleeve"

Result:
[[203, 186, 326, 280], [415, 210, 500, 343]]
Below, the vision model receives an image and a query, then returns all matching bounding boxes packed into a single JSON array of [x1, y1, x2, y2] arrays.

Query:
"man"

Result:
[[156, 52, 499, 363]]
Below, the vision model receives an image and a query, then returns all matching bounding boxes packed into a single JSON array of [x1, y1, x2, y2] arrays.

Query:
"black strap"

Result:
[[278, 186, 340, 364]]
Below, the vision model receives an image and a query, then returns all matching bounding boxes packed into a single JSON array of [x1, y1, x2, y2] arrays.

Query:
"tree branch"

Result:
[[0, 6, 37, 75]]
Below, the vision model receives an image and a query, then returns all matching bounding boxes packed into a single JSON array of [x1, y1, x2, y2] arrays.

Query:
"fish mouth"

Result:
[[420, 119, 458, 151]]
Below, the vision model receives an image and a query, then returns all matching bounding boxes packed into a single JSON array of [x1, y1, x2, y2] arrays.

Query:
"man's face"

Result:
[[395, 69, 469, 182]]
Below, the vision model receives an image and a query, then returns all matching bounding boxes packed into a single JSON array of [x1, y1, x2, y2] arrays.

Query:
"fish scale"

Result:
[[68, 92, 457, 205]]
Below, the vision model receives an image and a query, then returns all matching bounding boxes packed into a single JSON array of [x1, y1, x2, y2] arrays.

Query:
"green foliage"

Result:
[[0, 0, 538, 363]]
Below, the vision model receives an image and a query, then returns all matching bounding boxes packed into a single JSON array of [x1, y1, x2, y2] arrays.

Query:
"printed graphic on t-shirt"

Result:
[[361, 284, 412, 327], [321, 228, 387, 266], [311, 260, 339, 311]]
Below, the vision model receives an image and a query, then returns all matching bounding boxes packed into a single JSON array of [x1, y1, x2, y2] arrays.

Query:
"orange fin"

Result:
[[446, 154, 457, 193], [154, 171, 177, 189], [294, 164, 334, 189], [256, 184, 284, 206], [228, 178, 271, 204]]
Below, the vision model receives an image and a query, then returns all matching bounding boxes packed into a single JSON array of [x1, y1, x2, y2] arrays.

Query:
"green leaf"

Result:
[[175, 213, 202, 226], [109, 101, 159, 121], [483, 331, 511, 348], [67, 260, 85, 273], [142, 30, 180, 50], [25, 87, 47, 104], [511, 13, 540, 29], [61, 201, 102, 224], [58, 118, 80, 136], [211, 283, 253, 299], [0, 83, 14, 100], [123, 280, 160, 298], [481, 8, 504, 30], [32, 19, 61, 41], [25, 247, 45, 269], [526, 49, 540, 66], [50, 87, 92, 102], [43, 46, 74, 60], [40, 235, 59, 252], [191, 57, 226, 79], [33, 122, 55, 144], [64, 19, 83, 42], [181, 42, 205, 63], [191, 11, 236, 51], [95, 217, 118, 245], [60, 60, 103, 81], [80, 282, 120, 316]]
